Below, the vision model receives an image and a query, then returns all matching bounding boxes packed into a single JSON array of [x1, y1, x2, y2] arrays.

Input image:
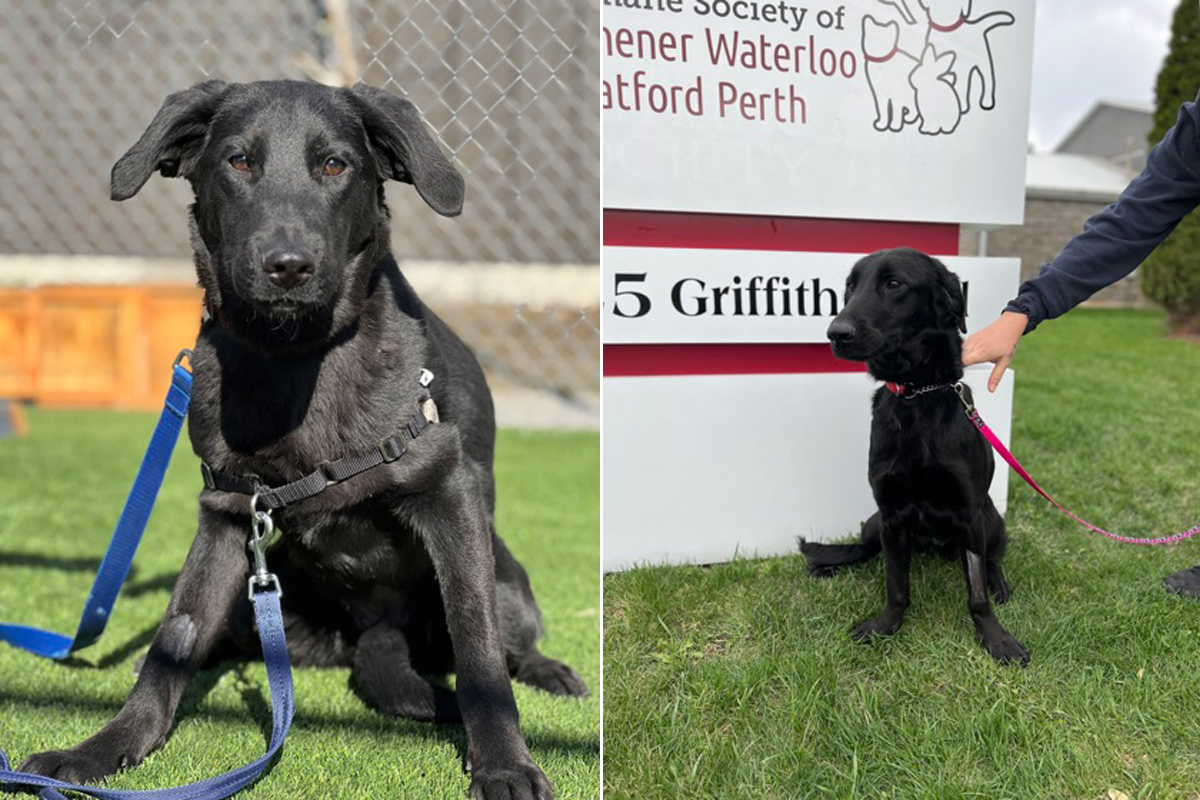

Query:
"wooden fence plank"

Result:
[[0, 285, 202, 410]]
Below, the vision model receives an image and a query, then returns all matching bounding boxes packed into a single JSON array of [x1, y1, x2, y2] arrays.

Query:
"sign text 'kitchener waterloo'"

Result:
[[603, 2, 857, 125]]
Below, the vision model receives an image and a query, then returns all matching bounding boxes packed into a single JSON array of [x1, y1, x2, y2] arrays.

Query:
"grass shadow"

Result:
[[122, 572, 179, 598], [0, 551, 126, 575], [2, 656, 602, 756], [57, 624, 160, 671]]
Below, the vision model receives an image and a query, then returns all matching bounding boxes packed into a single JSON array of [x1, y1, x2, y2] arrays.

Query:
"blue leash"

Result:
[[0, 354, 192, 658], [0, 352, 295, 799], [0, 591, 293, 800]]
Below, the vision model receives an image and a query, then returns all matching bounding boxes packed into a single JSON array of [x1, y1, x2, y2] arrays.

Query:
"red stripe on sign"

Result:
[[603, 343, 867, 377], [603, 209, 960, 255]]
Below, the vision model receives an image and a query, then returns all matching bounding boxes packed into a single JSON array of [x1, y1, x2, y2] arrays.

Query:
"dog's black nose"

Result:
[[262, 250, 314, 290], [826, 318, 856, 345]]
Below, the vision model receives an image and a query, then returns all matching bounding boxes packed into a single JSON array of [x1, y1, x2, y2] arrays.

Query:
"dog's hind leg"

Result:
[[800, 512, 883, 577], [494, 535, 589, 697], [352, 623, 462, 722], [512, 648, 589, 697], [986, 560, 1012, 604]]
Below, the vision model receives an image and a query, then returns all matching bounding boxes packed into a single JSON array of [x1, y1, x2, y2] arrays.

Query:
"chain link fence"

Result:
[[0, 0, 599, 419]]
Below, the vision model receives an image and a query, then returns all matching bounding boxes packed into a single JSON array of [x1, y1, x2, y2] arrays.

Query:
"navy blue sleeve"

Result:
[[1007, 94, 1200, 332]]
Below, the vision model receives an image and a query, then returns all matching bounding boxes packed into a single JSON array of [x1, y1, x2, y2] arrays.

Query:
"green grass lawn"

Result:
[[604, 309, 1200, 799], [0, 413, 599, 798]]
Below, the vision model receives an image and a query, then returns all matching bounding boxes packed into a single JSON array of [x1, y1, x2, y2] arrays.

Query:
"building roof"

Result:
[[1089, 97, 1154, 115], [1026, 152, 1130, 203], [1053, 98, 1154, 157]]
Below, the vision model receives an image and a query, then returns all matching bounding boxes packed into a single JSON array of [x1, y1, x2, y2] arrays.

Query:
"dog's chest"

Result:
[[275, 504, 429, 590], [868, 401, 981, 511], [190, 334, 424, 482]]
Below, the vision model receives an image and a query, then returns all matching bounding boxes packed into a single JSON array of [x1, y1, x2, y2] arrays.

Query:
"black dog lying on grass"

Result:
[[801, 248, 1028, 666], [18, 80, 585, 799]]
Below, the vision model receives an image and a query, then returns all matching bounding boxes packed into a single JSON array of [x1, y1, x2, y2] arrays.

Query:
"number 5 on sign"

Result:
[[612, 272, 651, 318]]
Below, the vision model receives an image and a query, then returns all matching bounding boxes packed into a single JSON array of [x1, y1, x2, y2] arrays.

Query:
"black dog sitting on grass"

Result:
[[801, 248, 1028, 666], [18, 80, 585, 799]]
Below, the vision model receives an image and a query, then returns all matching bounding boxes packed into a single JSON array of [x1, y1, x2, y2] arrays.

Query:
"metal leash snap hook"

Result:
[[953, 381, 975, 416], [247, 492, 282, 599]]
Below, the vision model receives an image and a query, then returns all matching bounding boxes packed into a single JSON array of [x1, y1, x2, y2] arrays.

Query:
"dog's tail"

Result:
[[798, 513, 883, 577]]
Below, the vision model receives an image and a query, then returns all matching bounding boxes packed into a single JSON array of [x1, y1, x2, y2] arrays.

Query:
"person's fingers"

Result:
[[963, 336, 1004, 367], [987, 354, 1011, 393]]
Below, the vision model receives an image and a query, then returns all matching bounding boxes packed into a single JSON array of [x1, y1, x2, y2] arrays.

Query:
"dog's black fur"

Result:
[[19, 80, 586, 798], [800, 248, 1028, 666]]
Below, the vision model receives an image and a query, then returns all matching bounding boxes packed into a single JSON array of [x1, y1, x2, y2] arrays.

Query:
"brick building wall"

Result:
[[959, 197, 1149, 308]]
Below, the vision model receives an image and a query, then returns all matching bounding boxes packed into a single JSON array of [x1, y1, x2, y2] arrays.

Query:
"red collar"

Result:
[[884, 382, 956, 399]]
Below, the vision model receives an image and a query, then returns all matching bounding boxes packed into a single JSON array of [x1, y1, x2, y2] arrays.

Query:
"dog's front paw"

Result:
[[19, 718, 161, 785], [19, 743, 140, 785], [981, 632, 1030, 667], [850, 612, 902, 641], [469, 761, 554, 800]]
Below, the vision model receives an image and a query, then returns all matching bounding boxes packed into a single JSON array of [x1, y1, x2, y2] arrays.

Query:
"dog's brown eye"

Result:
[[886, 279, 902, 290], [322, 157, 347, 176], [229, 154, 250, 172]]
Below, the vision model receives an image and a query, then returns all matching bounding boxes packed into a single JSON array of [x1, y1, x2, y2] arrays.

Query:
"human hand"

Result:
[[961, 311, 1028, 392]]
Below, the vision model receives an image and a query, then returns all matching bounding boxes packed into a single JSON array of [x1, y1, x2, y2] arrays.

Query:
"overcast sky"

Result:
[[1030, 0, 1179, 151]]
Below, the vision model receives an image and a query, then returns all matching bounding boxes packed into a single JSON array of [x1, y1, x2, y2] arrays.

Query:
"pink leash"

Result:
[[952, 383, 1200, 546]]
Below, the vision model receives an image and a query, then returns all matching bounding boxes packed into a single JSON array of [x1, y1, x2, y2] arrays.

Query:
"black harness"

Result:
[[200, 395, 437, 510]]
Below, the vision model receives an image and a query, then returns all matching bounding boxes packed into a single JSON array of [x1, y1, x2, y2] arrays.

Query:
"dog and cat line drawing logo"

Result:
[[862, 0, 1014, 135]]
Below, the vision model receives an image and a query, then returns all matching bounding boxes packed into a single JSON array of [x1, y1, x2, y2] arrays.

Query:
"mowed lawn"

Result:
[[0, 413, 599, 798], [604, 309, 1200, 799]]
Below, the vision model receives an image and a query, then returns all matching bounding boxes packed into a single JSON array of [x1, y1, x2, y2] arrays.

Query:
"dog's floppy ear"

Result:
[[111, 80, 228, 201], [933, 259, 967, 334], [348, 83, 465, 217]]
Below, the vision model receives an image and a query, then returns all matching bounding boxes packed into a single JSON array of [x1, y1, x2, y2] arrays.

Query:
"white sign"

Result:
[[602, 368, 1014, 570], [603, 0, 1035, 224], [604, 248, 1019, 342]]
